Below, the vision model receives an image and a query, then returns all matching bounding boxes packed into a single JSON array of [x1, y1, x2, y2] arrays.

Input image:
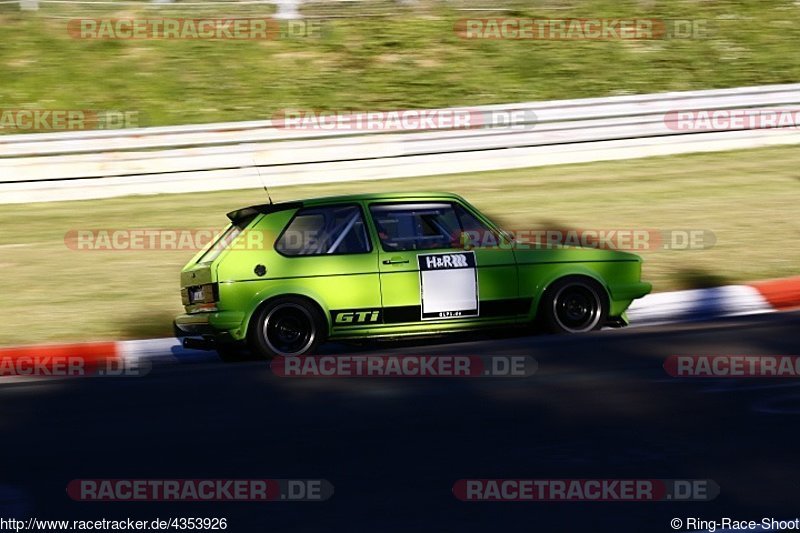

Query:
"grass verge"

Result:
[[1, 0, 800, 128]]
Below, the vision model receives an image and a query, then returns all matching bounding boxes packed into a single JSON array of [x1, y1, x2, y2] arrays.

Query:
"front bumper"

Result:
[[174, 310, 245, 338], [607, 280, 652, 318], [610, 281, 652, 301]]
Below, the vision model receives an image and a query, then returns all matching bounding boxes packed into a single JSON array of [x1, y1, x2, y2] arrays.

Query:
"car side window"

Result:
[[369, 203, 462, 252], [276, 205, 371, 256], [453, 203, 504, 248]]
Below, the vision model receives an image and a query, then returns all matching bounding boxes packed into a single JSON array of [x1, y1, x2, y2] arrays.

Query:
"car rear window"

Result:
[[197, 215, 256, 264]]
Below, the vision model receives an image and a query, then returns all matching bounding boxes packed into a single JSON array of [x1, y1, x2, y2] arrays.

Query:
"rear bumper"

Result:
[[182, 336, 218, 351], [174, 310, 245, 337]]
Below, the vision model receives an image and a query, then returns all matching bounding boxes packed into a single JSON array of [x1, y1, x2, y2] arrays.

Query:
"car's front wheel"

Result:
[[248, 297, 326, 358], [539, 276, 608, 334]]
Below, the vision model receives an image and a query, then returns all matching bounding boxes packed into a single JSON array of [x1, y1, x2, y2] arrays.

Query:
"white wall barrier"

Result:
[[1, 83, 799, 203]]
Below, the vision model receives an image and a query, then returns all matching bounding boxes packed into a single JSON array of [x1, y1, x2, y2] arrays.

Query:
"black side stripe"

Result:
[[377, 298, 532, 324]]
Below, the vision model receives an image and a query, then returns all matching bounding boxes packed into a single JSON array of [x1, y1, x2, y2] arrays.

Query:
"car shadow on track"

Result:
[[221, 325, 546, 362]]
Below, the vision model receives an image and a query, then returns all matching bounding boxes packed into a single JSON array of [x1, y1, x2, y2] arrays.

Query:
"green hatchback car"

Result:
[[175, 192, 651, 359]]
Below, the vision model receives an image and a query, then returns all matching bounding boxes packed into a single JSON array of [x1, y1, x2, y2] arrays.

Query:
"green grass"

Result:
[[1, 0, 800, 128], [1, 144, 798, 345]]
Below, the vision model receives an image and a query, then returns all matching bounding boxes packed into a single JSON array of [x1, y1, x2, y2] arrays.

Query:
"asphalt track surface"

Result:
[[2, 311, 800, 532]]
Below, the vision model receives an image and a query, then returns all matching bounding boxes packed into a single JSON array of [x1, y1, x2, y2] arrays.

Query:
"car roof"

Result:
[[227, 191, 467, 222], [300, 191, 466, 205]]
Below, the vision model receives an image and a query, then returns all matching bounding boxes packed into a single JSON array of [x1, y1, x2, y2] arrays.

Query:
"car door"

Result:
[[368, 201, 520, 325], [272, 203, 382, 330]]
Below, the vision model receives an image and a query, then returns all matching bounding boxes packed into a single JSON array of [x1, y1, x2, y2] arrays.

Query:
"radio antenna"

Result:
[[252, 157, 273, 205]]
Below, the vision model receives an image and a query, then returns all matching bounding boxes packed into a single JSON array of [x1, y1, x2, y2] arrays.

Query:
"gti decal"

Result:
[[332, 309, 382, 326]]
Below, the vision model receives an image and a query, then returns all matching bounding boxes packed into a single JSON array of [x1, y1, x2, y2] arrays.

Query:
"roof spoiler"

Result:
[[226, 202, 303, 224]]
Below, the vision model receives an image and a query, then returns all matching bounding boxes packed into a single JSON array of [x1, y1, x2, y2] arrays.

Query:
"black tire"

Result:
[[539, 276, 608, 334], [248, 296, 327, 359]]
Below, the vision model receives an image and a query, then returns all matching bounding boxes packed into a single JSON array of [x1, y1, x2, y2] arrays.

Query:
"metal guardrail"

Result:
[[1, 83, 799, 203]]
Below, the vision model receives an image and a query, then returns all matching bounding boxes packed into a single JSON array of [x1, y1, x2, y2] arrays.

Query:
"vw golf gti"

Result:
[[175, 192, 651, 359]]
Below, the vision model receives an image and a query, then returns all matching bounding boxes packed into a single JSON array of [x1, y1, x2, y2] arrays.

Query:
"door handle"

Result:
[[382, 258, 410, 265]]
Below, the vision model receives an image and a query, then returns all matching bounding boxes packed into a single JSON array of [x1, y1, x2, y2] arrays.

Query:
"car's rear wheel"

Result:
[[539, 276, 608, 334], [249, 297, 326, 359]]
